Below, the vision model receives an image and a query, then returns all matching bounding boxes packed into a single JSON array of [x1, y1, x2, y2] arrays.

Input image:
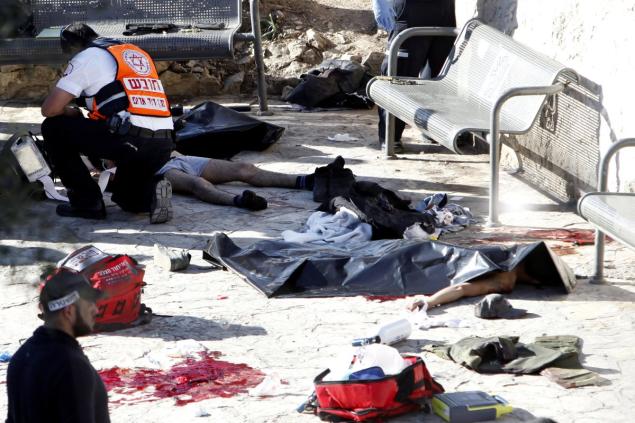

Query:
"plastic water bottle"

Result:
[[352, 318, 412, 346]]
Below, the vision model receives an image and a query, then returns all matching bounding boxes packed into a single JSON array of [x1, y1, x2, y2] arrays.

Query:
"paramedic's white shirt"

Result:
[[57, 47, 173, 131]]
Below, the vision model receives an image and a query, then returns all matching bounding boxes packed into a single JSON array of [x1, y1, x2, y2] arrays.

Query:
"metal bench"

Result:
[[0, 0, 269, 112], [577, 138, 635, 283], [367, 19, 601, 225]]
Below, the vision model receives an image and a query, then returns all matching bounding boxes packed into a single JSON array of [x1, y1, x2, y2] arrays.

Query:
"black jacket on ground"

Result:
[[312, 156, 435, 238], [6, 327, 110, 423]]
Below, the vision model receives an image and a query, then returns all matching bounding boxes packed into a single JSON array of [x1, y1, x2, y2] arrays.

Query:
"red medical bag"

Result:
[[313, 355, 444, 422], [57, 245, 151, 331]]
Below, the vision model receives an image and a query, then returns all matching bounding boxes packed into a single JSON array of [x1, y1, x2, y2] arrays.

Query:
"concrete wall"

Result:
[[457, 0, 635, 191]]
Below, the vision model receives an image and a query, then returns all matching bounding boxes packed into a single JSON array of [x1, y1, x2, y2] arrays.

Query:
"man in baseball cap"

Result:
[[474, 293, 527, 319], [6, 270, 110, 422]]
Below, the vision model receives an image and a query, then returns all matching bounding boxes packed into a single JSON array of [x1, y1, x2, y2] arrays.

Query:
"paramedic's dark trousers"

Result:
[[42, 115, 172, 212], [377, 0, 457, 145]]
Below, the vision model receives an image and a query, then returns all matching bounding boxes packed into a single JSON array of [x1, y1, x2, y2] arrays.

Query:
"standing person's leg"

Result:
[[377, 59, 408, 148], [41, 115, 128, 217], [426, 0, 457, 77], [378, 0, 434, 150]]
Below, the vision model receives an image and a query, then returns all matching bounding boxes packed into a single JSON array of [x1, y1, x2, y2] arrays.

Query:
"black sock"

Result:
[[295, 174, 315, 191], [233, 190, 267, 211]]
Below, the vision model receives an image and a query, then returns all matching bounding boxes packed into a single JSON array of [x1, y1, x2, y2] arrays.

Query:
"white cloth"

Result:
[[282, 207, 372, 245], [409, 305, 480, 330], [57, 46, 173, 130]]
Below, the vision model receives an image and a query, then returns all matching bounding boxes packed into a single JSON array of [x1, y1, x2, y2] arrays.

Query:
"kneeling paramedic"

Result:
[[41, 23, 173, 223]]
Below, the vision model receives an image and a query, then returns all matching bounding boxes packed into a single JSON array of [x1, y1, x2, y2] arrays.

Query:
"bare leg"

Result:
[[200, 159, 298, 187], [408, 268, 519, 310], [164, 169, 235, 205]]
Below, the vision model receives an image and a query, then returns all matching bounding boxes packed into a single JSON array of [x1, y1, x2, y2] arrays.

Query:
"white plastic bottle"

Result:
[[353, 318, 412, 346]]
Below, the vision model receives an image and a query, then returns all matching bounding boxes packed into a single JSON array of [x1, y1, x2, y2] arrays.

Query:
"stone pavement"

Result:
[[0, 100, 633, 422]]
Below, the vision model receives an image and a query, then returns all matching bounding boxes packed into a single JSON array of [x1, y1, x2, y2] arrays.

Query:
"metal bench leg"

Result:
[[590, 229, 606, 284], [488, 83, 566, 226], [249, 0, 270, 115]]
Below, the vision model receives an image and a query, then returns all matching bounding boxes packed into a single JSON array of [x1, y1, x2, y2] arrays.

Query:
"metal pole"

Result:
[[384, 27, 458, 158], [590, 137, 635, 283], [248, 0, 270, 114], [487, 83, 565, 226]]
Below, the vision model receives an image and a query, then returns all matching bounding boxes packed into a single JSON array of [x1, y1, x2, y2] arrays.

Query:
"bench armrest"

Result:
[[577, 137, 635, 284], [385, 26, 460, 77], [597, 138, 635, 192], [382, 26, 458, 156], [487, 83, 566, 226]]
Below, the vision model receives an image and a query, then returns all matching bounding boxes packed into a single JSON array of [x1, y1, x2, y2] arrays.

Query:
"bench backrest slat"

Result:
[[32, 0, 241, 31], [444, 21, 575, 129]]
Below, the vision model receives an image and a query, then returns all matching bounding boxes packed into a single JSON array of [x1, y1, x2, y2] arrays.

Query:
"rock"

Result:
[[191, 66, 205, 74], [332, 33, 347, 45], [362, 51, 385, 76], [266, 77, 300, 96], [300, 48, 323, 65], [0, 65, 28, 72], [186, 60, 198, 68], [287, 41, 307, 60], [169, 63, 187, 73], [222, 71, 245, 94], [264, 57, 290, 72], [272, 10, 285, 21], [199, 74, 223, 96], [269, 43, 289, 58], [237, 55, 254, 65], [341, 53, 362, 63], [280, 85, 294, 100], [306, 29, 333, 51], [155, 61, 170, 73], [160, 70, 183, 90], [285, 61, 308, 77], [0, 65, 59, 100]]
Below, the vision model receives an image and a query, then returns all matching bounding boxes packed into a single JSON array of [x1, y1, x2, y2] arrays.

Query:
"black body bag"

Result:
[[174, 101, 284, 159]]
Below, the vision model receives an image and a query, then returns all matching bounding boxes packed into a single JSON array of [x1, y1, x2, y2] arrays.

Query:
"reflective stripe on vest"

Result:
[[88, 43, 170, 120]]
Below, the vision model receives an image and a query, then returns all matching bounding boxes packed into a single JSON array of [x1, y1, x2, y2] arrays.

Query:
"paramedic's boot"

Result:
[[56, 199, 106, 220], [150, 178, 173, 224], [153, 243, 191, 271]]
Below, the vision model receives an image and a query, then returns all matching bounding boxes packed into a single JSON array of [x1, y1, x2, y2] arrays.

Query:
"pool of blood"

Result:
[[99, 351, 264, 406]]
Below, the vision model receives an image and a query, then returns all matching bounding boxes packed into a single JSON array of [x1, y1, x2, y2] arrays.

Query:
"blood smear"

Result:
[[99, 351, 264, 406], [364, 295, 407, 302]]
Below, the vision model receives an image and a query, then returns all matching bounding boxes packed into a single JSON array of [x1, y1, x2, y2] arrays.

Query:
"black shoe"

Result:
[[56, 201, 106, 220], [150, 179, 173, 224], [234, 190, 268, 211]]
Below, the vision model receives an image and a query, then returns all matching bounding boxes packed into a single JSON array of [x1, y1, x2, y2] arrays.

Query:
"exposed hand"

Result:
[[408, 298, 426, 312]]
